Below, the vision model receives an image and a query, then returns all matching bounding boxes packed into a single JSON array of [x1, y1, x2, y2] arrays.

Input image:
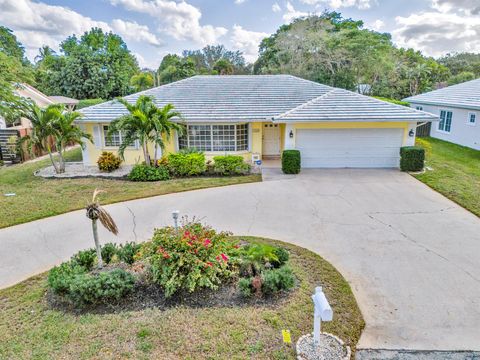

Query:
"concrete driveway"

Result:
[[1, 169, 479, 358]]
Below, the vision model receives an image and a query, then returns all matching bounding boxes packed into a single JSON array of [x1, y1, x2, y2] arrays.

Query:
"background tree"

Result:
[[157, 55, 196, 84], [438, 53, 480, 78], [35, 28, 139, 99], [447, 71, 476, 86], [213, 58, 234, 75], [130, 72, 154, 92]]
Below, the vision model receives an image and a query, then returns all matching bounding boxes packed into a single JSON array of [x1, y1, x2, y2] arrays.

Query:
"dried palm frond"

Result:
[[85, 188, 119, 235]]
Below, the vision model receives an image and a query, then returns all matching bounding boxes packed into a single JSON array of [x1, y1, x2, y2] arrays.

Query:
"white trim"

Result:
[[179, 122, 249, 152]]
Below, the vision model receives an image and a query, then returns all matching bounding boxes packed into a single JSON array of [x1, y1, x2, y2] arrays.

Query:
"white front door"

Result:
[[263, 123, 281, 155]]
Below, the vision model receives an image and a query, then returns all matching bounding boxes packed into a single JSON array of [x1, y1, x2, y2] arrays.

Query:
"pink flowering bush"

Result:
[[138, 220, 241, 297]]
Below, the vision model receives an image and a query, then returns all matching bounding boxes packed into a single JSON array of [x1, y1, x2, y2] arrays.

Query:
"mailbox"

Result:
[[312, 286, 333, 321], [311, 286, 333, 345]]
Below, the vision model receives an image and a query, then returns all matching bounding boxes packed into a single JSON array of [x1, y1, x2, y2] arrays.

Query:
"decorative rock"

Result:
[[297, 333, 351, 360], [34, 162, 132, 179]]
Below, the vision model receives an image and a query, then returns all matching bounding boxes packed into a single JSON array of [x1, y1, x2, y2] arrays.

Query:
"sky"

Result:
[[1, 0, 480, 69]]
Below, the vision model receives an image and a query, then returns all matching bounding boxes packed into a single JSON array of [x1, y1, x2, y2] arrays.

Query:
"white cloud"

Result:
[[234, 0, 246, 4], [0, 0, 163, 62], [230, 25, 268, 62], [272, 2, 281, 12], [432, 0, 480, 15], [369, 19, 385, 31], [111, 19, 163, 47], [393, 11, 480, 57], [283, 1, 309, 23], [299, 0, 375, 9], [109, 0, 228, 46]]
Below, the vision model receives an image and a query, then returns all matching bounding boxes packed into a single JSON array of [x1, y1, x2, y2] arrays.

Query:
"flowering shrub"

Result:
[[139, 220, 240, 297], [97, 151, 122, 172]]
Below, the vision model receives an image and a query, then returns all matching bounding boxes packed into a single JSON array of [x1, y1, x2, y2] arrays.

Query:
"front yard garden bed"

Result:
[[0, 229, 364, 359]]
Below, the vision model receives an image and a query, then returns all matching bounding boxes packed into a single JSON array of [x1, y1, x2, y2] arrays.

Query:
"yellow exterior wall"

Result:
[[81, 121, 409, 165], [288, 121, 411, 147]]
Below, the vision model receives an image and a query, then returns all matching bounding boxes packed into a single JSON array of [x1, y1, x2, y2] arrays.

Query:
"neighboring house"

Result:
[[404, 78, 480, 150], [78, 75, 437, 169]]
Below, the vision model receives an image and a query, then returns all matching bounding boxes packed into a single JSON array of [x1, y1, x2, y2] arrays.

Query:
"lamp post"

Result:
[[172, 210, 180, 230]]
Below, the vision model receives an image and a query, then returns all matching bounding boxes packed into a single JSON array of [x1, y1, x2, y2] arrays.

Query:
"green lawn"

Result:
[[0, 149, 261, 229], [415, 137, 480, 216], [0, 237, 364, 360]]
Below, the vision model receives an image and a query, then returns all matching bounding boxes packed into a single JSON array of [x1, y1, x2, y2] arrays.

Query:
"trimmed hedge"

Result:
[[213, 155, 250, 175], [128, 164, 170, 181], [282, 150, 301, 174], [400, 146, 425, 172], [167, 152, 206, 176]]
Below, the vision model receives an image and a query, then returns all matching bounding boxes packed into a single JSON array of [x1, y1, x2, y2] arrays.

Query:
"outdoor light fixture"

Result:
[[289, 130, 294, 138], [409, 129, 415, 137]]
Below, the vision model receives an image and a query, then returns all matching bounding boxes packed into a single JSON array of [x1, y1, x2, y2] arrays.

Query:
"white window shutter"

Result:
[[93, 125, 102, 149]]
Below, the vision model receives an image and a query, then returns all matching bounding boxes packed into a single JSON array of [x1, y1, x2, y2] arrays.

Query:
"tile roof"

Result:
[[404, 78, 480, 111], [79, 75, 437, 123]]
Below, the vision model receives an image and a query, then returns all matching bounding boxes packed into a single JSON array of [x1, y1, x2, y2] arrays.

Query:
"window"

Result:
[[103, 125, 121, 147], [103, 126, 134, 147], [468, 112, 476, 125], [439, 110, 452, 132], [416, 106, 423, 111], [178, 124, 249, 152]]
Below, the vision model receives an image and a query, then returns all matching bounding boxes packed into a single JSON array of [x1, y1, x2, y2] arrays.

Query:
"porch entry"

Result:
[[262, 123, 281, 156]]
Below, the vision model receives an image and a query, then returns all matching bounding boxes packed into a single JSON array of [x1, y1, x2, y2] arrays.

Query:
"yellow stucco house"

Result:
[[78, 75, 437, 168]]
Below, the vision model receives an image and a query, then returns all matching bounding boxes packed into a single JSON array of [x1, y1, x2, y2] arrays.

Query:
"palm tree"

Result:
[[52, 109, 92, 173], [20, 103, 63, 173], [85, 189, 118, 268], [109, 96, 184, 166], [151, 103, 184, 165], [21, 103, 92, 173]]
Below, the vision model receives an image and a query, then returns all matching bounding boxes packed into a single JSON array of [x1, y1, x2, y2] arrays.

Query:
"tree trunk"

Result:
[[57, 146, 65, 173], [92, 219, 103, 268], [153, 139, 159, 167], [143, 142, 151, 166], [47, 149, 60, 174]]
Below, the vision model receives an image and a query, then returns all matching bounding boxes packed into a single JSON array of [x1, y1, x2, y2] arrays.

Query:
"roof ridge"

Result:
[[274, 88, 336, 120], [404, 77, 480, 102]]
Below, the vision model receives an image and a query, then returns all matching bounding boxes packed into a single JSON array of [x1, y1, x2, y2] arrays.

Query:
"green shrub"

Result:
[[167, 152, 206, 177], [128, 164, 170, 181], [71, 249, 96, 271], [213, 155, 251, 175], [48, 262, 86, 295], [282, 150, 301, 174], [372, 96, 410, 107], [97, 152, 122, 172], [400, 146, 425, 172], [179, 147, 202, 154], [101, 243, 118, 264], [67, 269, 135, 306], [272, 247, 289, 268], [138, 221, 240, 297], [261, 266, 295, 295], [118, 242, 141, 265], [238, 277, 253, 297]]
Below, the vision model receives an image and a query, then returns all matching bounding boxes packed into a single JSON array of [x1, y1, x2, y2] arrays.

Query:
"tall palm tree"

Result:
[[109, 95, 184, 166], [21, 103, 92, 173], [151, 103, 184, 165], [53, 109, 93, 173], [20, 103, 63, 173]]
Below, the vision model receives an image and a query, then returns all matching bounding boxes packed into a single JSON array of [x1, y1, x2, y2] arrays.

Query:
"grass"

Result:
[[0, 237, 364, 359], [415, 137, 480, 216], [0, 148, 261, 229]]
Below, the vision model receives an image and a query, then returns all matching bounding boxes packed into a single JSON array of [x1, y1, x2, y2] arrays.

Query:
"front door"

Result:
[[263, 123, 280, 156]]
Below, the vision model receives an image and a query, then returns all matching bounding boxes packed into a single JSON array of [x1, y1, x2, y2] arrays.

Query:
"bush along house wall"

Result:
[[282, 150, 301, 174], [400, 146, 425, 172]]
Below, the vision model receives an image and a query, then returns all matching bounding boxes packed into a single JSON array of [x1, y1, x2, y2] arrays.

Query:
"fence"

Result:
[[416, 122, 431, 137]]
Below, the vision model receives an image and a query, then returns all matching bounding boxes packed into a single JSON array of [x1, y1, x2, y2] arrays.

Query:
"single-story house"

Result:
[[78, 75, 437, 168], [404, 78, 480, 150]]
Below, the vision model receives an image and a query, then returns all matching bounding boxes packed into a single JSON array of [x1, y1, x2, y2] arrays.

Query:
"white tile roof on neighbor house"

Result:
[[78, 75, 438, 123], [404, 78, 480, 111]]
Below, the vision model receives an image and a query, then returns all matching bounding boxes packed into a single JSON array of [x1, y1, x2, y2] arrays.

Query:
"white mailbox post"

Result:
[[312, 286, 333, 345], [172, 210, 180, 230]]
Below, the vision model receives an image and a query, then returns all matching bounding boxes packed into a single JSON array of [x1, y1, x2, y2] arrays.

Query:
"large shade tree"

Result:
[[109, 95, 184, 166]]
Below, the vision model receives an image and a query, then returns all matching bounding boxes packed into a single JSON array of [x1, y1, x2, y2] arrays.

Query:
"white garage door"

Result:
[[296, 128, 404, 168]]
